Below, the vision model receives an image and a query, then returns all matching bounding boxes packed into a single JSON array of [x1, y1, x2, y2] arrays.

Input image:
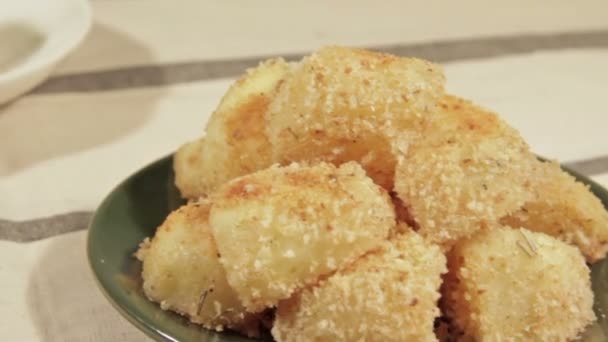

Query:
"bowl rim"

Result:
[[0, 0, 92, 94]]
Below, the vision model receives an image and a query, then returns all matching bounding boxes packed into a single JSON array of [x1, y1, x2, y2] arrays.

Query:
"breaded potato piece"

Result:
[[173, 138, 207, 199], [272, 231, 446, 342], [394, 95, 535, 248], [266, 46, 445, 190], [443, 226, 595, 341], [209, 161, 395, 312], [502, 160, 608, 262], [174, 58, 290, 198], [136, 201, 260, 336]]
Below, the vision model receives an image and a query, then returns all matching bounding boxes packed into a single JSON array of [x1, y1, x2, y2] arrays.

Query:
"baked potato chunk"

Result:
[[394, 95, 535, 248], [502, 160, 608, 263], [266, 46, 445, 190], [173, 137, 207, 199], [136, 201, 260, 336], [443, 226, 595, 341], [273, 231, 446, 342], [174, 58, 290, 198], [209, 161, 395, 312]]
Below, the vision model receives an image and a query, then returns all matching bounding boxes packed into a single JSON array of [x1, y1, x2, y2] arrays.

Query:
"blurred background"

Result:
[[1, 0, 607, 341]]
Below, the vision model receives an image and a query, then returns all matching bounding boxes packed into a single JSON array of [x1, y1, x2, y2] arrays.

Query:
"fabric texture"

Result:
[[1, 1, 608, 340]]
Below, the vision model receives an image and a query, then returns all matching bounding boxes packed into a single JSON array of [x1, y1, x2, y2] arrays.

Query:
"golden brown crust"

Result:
[[394, 95, 536, 249], [155, 47, 604, 340], [267, 46, 445, 190], [443, 226, 595, 340], [502, 160, 608, 262], [209, 161, 395, 312], [174, 58, 290, 198], [173, 138, 207, 199], [272, 231, 446, 342]]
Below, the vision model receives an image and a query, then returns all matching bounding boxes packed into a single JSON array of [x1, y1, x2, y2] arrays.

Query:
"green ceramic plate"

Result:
[[88, 155, 608, 341]]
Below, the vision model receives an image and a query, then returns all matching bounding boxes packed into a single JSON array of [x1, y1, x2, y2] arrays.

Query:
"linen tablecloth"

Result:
[[2, 1, 608, 340]]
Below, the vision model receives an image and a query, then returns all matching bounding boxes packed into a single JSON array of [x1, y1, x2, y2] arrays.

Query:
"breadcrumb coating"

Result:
[[443, 226, 595, 341], [151, 46, 606, 341], [173, 138, 207, 199], [394, 95, 535, 249], [174, 58, 290, 198], [272, 231, 446, 342], [136, 201, 260, 336], [209, 161, 395, 312], [502, 160, 608, 263], [267, 46, 445, 190]]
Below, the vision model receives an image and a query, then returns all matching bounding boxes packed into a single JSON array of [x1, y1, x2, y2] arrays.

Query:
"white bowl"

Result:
[[0, 0, 91, 104]]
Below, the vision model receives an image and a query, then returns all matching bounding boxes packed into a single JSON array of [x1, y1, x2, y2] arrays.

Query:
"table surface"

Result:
[[1, 1, 608, 340]]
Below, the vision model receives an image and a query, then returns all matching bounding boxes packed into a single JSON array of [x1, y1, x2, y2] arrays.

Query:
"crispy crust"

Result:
[[174, 58, 290, 198], [209, 161, 395, 312], [273, 231, 446, 342], [155, 46, 604, 340], [395, 95, 535, 249], [173, 138, 207, 199], [502, 160, 608, 262], [267, 46, 445, 190], [443, 226, 595, 340], [138, 201, 260, 336]]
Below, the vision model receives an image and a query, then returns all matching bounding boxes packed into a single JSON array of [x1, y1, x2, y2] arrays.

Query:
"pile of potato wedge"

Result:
[[135, 46, 608, 341]]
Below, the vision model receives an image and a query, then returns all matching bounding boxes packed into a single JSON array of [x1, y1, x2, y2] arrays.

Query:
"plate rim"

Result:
[[87, 155, 178, 342], [87, 154, 608, 341]]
